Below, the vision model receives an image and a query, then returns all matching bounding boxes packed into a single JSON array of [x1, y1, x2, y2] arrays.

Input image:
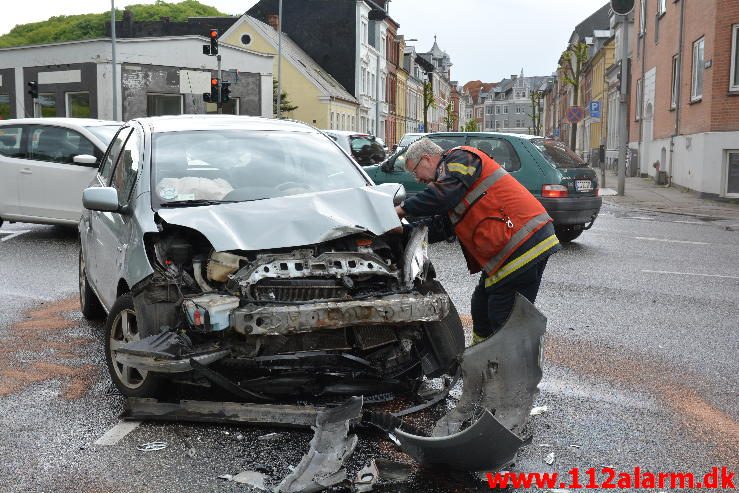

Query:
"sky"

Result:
[[0, 0, 611, 84]]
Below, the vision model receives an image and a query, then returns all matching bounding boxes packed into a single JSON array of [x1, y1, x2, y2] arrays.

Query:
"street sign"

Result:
[[589, 100, 601, 120], [553, 127, 560, 138], [418, 123, 425, 132], [566, 106, 585, 124]]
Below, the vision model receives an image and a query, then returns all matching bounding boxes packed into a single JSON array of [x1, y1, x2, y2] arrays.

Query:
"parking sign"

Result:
[[589, 100, 601, 120]]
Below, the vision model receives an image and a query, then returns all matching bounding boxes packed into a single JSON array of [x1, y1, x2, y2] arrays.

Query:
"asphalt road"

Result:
[[0, 201, 737, 492]]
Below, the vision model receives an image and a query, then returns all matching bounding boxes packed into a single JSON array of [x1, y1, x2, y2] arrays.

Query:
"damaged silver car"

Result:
[[79, 115, 464, 400]]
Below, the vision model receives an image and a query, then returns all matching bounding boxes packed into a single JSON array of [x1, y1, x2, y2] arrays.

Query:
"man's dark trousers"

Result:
[[470, 258, 549, 339]]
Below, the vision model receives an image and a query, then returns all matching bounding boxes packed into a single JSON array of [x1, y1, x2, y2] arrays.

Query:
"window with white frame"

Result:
[[639, 0, 647, 34], [691, 37, 705, 101], [670, 55, 679, 108], [330, 112, 334, 129], [503, 106, 508, 114], [495, 106, 500, 114], [66, 92, 91, 118], [657, 0, 666, 16], [636, 79, 643, 120], [731, 24, 739, 91], [727, 151, 739, 195]]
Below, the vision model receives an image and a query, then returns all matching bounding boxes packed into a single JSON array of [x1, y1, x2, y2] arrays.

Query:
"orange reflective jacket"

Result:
[[447, 146, 553, 276]]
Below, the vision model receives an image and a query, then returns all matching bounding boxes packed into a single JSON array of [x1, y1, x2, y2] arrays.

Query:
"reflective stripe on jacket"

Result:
[[448, 146, 554, 278]]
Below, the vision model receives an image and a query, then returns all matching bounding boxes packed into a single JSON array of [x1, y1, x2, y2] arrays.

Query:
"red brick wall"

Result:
[[710, 0, 739, 131]]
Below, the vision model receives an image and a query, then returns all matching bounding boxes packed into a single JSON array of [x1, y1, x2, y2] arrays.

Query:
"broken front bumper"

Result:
[[231, 292, 451, 335]]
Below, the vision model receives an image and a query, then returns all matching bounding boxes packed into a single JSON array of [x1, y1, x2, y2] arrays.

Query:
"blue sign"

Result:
[[418, 123, 425, 132], [553, 127, 560, 138], [589, 100, 601, 119]]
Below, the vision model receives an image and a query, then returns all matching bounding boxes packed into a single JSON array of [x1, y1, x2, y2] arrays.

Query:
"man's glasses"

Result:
[[408, 156, 425, 176]]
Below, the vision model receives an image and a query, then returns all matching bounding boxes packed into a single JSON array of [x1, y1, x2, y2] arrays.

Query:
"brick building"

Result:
[[630, 0, 739, 197]]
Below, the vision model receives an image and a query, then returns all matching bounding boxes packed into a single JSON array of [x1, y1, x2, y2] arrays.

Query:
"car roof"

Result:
[[428, 131, 542, 141], [133, 115, 319, 134], [323, 130, 372, 137], [0, 117, 122, 126]]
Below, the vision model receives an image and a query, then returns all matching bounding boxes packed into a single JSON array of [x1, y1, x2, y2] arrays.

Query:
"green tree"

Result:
[[528, 89, 544, 136], [462, 119, 479, 132], [0, 0, 227, 48], [422, 81, 435, 132], [273, 78, 298, 117], [558, 42, 589, 150], [443, 102, 457, 131]]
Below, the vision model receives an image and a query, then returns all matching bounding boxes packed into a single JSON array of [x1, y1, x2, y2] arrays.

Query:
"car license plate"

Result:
[[575, 180, 593, 192]]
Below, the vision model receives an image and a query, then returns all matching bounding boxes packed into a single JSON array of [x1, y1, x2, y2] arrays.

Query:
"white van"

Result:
[[0, 118, 121, 228]]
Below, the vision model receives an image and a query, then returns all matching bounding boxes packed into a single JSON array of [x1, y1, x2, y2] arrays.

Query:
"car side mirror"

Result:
[[393, 184, 406, 206], [73, 154, 98, 166], [83, 187, 120, 213], [381, 156, 395, 173]]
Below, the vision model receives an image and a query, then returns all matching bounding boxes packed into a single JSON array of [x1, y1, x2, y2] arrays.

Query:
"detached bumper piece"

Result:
[[114, 331, 228, 373], [393, 294, 547, 471], [232, 293, 451, 335]]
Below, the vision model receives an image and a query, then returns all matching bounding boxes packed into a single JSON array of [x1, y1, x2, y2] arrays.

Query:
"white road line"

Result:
[[642, 270, 739, 280], [94, 420, 141, 446], [635, 236, 710, 245], [673, 220, 705, 225], [0, 230, 30, 242], [628, 216, 656, 221]]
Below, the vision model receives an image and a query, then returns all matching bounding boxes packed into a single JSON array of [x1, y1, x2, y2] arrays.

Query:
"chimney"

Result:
[[267, 14, 279, 31], [511, 74, 517, 80]]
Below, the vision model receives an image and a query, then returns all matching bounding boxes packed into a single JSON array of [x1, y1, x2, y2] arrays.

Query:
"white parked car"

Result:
[[322, 130, 386, 165], [0, 118, 122, 228]]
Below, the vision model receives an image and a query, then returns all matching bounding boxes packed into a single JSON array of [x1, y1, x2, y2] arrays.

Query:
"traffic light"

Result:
[[27, 81, 38, 99], [610, 0, 635, 15], [209, 29, 218, 55], [210, 78, 219, 102], [220, 81, 230, 103]]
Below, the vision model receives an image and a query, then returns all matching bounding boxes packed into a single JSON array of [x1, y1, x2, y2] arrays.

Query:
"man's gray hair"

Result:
[[405, 138, 444, 168]]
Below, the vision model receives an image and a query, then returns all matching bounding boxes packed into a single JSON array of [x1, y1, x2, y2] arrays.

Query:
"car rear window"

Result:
[[428, 135, 466, 150], [349, 135, 385, 165], [531, 139, 589, 168]]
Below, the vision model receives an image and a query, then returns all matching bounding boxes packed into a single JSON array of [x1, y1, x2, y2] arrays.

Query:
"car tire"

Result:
[[554, 224, 584, 243], [79, 250, 105, 320], [105, 293, 162, 397]]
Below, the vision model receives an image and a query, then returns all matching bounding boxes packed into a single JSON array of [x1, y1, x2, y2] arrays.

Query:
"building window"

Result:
[[147, 94, 182, 116], [241, 34, 252, 46], [657, 0, 666, 16], [503, 106, 508, 114], [66, 92, 91, 118], [0, 93, 10, 119], [495, 106, 500, 114], [731, 24, 739, 91], [691, 37, 704, 101], [635, 79, 643, 120], [330, 112, 334, 129], [39, 93, 57, 117], [639, 0, 647, 34], [670, 55, 679, 108], [727, 151, 739, 195]]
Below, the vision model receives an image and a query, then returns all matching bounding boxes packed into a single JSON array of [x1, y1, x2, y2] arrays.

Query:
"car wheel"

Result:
[[554, 224, 584, 243], [105, 293, 161, 397], [79, 250, 105, 320]]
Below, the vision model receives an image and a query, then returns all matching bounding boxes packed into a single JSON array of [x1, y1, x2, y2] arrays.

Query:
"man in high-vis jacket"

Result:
[[395, 138, 561, 344]]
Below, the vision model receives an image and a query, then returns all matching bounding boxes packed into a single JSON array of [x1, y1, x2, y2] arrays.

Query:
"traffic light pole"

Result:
[[617, 14, 629, 195], [217, 55, 223, 114]]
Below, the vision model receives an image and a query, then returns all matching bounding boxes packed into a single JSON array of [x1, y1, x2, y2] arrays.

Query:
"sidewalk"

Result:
[[599, 171, 739, 228]]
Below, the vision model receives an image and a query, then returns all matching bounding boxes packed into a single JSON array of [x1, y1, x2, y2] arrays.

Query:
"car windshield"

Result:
[[84, 125, 121, 146], [531, 139, 589, 168], [349, 135, 385, 165], [398, 133, 424, 147], [152, 130, 367, 207]]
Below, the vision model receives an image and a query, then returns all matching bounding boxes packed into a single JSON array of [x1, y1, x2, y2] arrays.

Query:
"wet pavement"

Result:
[[0, 197, 737, 491]]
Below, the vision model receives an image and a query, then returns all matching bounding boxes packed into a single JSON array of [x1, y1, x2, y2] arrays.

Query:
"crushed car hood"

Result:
[[157, 185, 402, 252]]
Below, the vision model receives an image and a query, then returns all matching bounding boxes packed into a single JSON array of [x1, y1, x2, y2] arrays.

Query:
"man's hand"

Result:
[[395, 205, 406, 218]]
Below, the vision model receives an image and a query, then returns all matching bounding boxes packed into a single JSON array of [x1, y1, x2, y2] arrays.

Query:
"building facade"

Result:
[[484, 71, 551, 134], [0, 37, 272, 121], [629, 0, 739, 197]]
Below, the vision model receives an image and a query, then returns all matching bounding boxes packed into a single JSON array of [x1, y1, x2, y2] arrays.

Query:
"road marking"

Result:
[[642, 270, 739, 280], [635, 236, 710, 245], [0, 230, 30, 242], [673, 220, 705, 225], [94, 420, 141, 446], [629, 216, 656, 221]]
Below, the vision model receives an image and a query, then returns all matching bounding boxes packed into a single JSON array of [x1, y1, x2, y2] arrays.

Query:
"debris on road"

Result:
[[276, 397, 362, 493], [258, 432, 282, 441], [136, 441, 167, 452], [354, 458, 413, 491], [530, 405, 548, 416], [545, 452, 555, 465], [219, 471, 268, 490]]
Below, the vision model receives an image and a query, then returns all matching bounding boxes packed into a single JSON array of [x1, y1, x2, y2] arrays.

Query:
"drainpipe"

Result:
[[669, 0, 686, 187], [638, 6, 647, 177], [111, 0, 118, 120]]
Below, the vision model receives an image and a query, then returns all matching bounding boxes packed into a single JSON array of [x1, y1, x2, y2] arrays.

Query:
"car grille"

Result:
[[253, 278, 348, 302], [353, 325, 398, 350]]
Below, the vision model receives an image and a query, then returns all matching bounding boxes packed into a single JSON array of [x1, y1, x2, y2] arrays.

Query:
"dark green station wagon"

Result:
[[364, 132, 603, 243]]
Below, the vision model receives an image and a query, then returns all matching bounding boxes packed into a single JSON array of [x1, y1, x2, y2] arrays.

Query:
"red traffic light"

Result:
[[211, 78, 219, 86], [209, 29, 218, 38]]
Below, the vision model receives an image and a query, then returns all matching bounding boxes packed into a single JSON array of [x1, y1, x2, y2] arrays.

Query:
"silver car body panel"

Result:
[[232, 292, 451, 335], [156, 184, 402, 252]]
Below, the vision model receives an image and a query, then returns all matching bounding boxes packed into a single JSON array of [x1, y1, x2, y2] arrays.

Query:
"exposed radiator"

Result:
[[353, 325, 398, 350], [254, 279, 348, 302]]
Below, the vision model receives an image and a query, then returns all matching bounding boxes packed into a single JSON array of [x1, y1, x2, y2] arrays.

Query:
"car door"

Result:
[[83, 126, 133, 305], [0, 125, 26, 218], [20, 125, 102, 222]]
